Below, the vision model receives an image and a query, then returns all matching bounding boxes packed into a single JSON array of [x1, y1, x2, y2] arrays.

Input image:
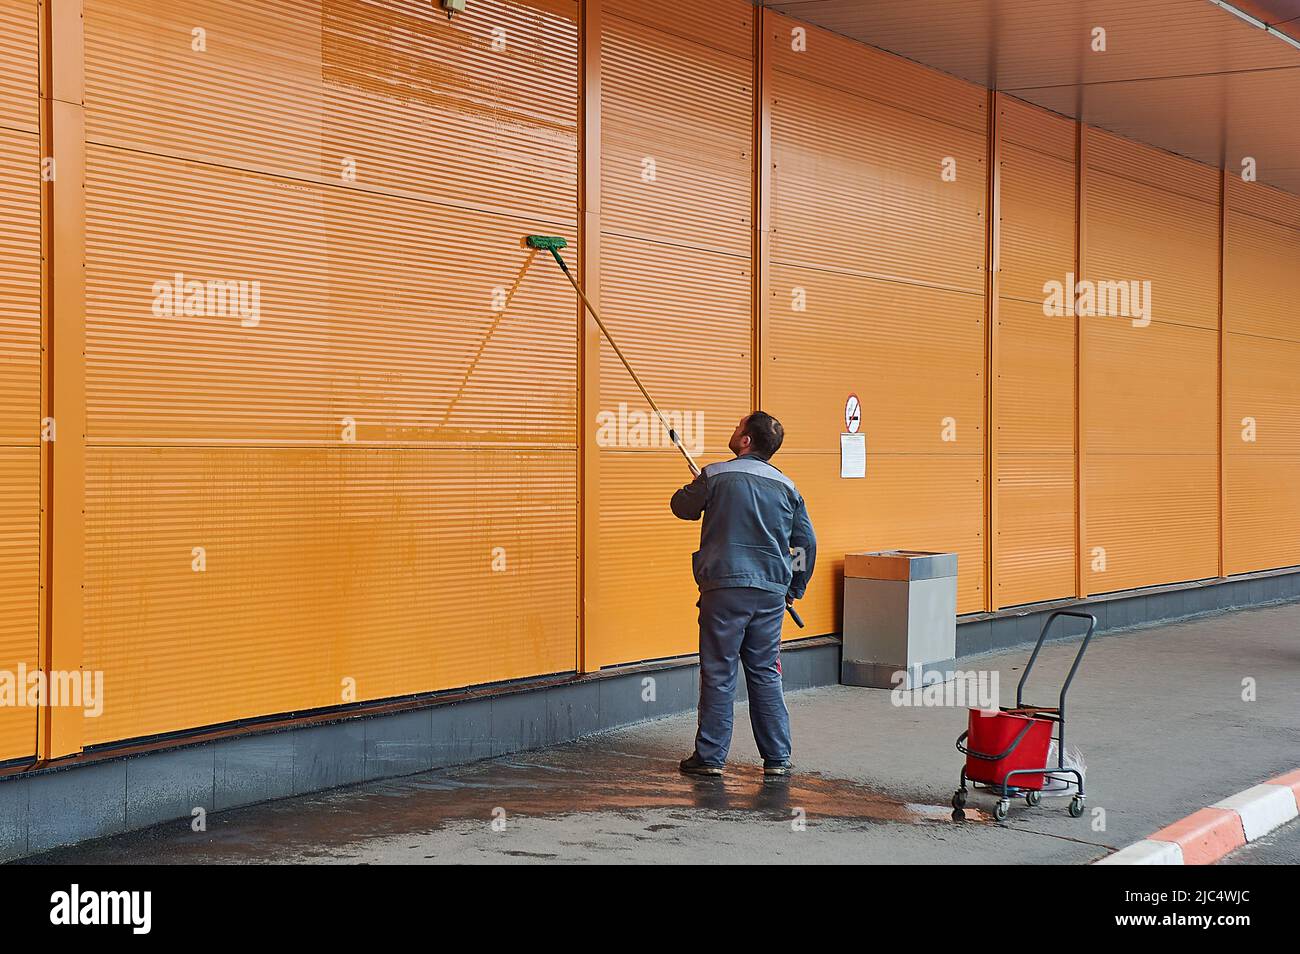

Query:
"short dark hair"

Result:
[[743, 411, 784, 459]]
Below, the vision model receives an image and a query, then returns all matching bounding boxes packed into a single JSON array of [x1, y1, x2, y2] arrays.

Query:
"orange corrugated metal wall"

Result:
[[11, 1, 1300, 756], [1080, 128, 1220, 595], [1223, 177, 1300, 575], [586, 0, 754, 668], [79, 0, 581, 744], [766, 13, 988, 628], [0, 0, 40, 761], [991, 96, 1077, 607]]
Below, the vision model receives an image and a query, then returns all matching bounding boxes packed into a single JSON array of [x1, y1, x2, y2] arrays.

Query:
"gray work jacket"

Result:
[[670, 455, 817, 598]]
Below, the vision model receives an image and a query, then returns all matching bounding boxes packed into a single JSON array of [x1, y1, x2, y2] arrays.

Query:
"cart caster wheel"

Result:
[[952, 790, 967, 809], [1068, 796, 1085, 818], [951, 808, 966, 822], [1026, 790, 1041, 807], [994, 799, 1011, 821]]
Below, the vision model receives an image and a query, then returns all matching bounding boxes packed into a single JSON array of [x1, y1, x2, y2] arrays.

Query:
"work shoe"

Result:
[[679, 753, 724, 777], [763, 759, 793, 778]]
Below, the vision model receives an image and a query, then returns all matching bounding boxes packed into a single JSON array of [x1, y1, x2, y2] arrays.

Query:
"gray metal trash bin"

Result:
[[841, 550, 957, 689]]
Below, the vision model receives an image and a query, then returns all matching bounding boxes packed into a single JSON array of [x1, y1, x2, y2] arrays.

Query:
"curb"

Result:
[[1097, 768, 1300, 865]]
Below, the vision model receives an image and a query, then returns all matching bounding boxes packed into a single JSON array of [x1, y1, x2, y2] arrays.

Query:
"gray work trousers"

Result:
[[694, 586, 792, 765]]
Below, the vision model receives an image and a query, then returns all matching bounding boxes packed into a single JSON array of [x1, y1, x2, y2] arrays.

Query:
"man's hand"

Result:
[[785, 593, 794, 607]]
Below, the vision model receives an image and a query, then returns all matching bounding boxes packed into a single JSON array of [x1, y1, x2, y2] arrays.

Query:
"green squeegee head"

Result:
[[525, 234, 571, 272], [525, 234, 568, 251]]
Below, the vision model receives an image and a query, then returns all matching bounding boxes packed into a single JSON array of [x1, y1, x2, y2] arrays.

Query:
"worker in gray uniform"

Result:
[[670, 411, 816, 778]]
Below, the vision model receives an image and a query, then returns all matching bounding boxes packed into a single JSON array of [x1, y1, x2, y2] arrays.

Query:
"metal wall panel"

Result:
[[82, 447, 577, 745], [0, 128, 40, 451], [781, 454, 985, 633], [20, 0, 1297, 755], [587, 1, 753, 668], [81, 0, 580, 743], [0, 449, 38, 761], [771, 72, 985, 291], [991, 97, 1076, 608], [604, 0, 751, 58], [0, 0, 36, 134], [767, 265, 985, 455], [0, 0, 40, 762], [765, 10, 986, 132], [600, 12, 751, 255], [768, 13, 987, 618], [1081, 128, 1219, 594], [84, 0, 578, 223], [1223, 178, 1300, 574], [83, 146, 577, 444]]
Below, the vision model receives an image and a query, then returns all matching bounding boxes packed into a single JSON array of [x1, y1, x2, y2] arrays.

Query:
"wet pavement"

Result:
[[20, 739, 987, 864]]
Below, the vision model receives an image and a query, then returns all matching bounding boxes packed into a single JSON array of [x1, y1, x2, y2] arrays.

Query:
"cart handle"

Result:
[[1015, 610, 1096, 711], [1015, 610, 1096, 764], [954, 721, 1038, 762]]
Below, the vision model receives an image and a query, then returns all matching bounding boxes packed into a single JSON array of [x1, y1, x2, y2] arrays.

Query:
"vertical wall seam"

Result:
[[1217, 168, 1227, 579], [1074, 123, 1088, 599], [43, 0, 87, 757], [983, 90, 1000, 611], [751, 5, 770, 413], [577, 0, 602, 672], [35, 0, 52, 766]]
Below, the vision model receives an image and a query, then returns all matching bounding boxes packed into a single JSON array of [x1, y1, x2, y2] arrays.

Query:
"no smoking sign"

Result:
[[844, 394, 861, 434]]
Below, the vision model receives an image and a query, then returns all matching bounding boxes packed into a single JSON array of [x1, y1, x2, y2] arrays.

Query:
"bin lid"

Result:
[[844, 550, 957, 581]]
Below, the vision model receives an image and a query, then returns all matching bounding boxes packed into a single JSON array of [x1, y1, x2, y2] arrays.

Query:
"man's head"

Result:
[[728, 411, 784, 460]]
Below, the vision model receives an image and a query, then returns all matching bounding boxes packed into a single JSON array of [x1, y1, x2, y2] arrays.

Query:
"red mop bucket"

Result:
[[958, 708, 1054, 791]]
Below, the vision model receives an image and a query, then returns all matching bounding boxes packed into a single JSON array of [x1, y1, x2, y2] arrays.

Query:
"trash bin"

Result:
[[840, 550, 957, 689]]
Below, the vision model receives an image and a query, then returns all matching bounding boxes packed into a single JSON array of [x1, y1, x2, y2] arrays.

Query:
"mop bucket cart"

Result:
[[951, 610, 1096, 822]]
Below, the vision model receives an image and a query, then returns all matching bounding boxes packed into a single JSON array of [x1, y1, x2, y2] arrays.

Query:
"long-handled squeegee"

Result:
[[526, 234, 701, 478], [528, 234, 804, 628]]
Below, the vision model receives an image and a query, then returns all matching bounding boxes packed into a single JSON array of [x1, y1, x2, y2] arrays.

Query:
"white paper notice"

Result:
[[840, 432, 866, 478]]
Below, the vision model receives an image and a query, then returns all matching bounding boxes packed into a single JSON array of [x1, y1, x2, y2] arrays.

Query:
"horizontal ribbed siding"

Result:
[[1082, 128, 1219, 593], [85, 146, 577, 445], [770, 15, 986, 614], [0, 126, 40, 444], [85, 0, 579, 223], [0, 0, 39, 762], [0, 449, 38, 761], [83, 447, 577, 745], [784, 453, 986, 629], [587, 1, 753, 668], [81, 0, 579, 743], [0, 0, 36, 134], [991, 98, 1077, 608], [600, 10, 751, 256], [771, 73, 986, 292], [1224, 178, 1300, 575]]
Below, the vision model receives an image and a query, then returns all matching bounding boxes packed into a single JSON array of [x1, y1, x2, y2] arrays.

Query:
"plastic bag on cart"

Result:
[[1041, 741, 1086, 796]]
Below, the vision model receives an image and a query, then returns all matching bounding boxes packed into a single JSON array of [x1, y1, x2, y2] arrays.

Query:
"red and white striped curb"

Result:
[[1097, 768, 1300, 865]]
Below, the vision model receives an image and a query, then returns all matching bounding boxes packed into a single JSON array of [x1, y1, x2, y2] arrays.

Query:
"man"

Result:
[[670, 411, 816, 778]]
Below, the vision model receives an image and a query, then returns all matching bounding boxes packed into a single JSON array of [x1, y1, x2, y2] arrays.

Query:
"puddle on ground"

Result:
[[19, 739, 986, 864]]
